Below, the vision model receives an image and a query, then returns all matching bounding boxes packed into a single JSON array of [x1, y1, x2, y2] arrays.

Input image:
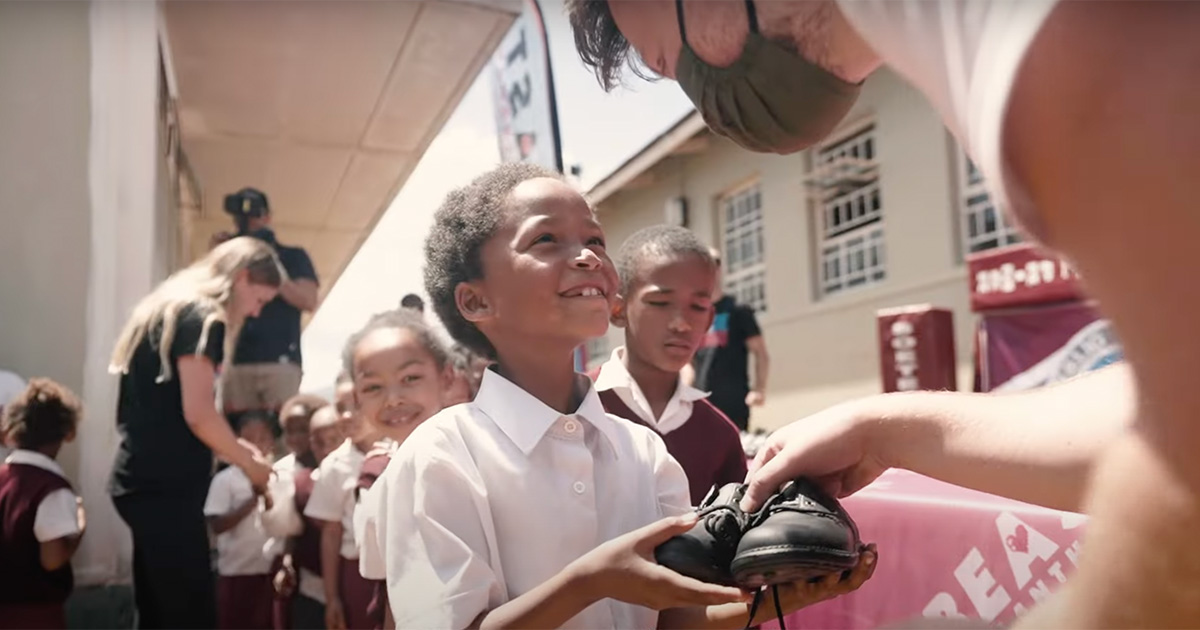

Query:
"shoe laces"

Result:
[[746, 481, 852, 536], [695, 501, 745, 552], [743, 584, 787, 630]]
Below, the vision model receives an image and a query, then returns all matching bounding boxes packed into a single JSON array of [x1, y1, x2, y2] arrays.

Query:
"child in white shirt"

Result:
[[305, 377, 378, 630], [205, 412, 278, 630]]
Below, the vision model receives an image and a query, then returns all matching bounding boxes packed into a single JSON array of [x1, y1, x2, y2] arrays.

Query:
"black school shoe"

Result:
[[730, 478, 862, 589], [654, 483, 749, 586]]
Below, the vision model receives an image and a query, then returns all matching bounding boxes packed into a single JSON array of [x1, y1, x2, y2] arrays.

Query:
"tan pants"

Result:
[[220, 363, 302, 413]]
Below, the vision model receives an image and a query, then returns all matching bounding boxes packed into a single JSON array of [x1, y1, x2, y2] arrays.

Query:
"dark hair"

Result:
[[616, 225, 716, 295], [424, 162, 564, 359], [279, 394, 328, 427], [1, 378, 81, 451], [232, 410, 273, 435], [400, 293, 425, 312], [567, 0, 657, 91], [341, 308, 449, 379]]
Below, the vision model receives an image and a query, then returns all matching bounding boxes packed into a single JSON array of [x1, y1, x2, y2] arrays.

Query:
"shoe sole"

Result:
[[730, 546, 859, 588]]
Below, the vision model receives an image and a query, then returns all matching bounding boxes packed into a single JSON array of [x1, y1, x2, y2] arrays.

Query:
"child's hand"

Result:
[[273, 565, 296, 597], [572, 514, 751, 611], [325, 600, 347, 630], [758, 543, 878, 623]]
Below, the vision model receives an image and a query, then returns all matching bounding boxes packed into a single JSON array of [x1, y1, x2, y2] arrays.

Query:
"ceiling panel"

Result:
[[165, 0, 518, 300], [325, 152, 413, 230], [362, 2, 505, 152]]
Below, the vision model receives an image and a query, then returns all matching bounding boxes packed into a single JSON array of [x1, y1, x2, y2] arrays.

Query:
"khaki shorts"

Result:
[[220, 363, 303, 413]]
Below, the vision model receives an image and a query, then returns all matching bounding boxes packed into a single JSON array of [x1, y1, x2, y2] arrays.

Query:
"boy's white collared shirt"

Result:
[[305, 439, 365, 559], [593, 346, 710, 435], [380, 368, 691, 629]]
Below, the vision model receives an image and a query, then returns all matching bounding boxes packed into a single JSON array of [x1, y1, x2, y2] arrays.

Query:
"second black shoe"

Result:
[[654, 483, 749, 586], [730, 477, 861, 588]]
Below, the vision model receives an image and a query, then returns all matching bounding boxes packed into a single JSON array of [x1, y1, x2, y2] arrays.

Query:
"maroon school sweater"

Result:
[[291, 467, 322, 577], [0, 463, 74, 604], [595, 389, 748, 506]]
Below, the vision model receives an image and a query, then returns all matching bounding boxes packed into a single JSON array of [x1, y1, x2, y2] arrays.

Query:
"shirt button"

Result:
[[573, 481, 586, 494], [564, 419, 578, 433]]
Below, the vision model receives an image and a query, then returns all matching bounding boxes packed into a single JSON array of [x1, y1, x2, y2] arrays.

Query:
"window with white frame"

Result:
[[959, 152, 1020, 253], [720, 183, 767, 312], [813, 125, 886, 296]]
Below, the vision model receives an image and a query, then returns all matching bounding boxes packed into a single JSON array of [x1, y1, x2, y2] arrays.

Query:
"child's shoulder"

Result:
[[689, 398, 743, 437], [394, 404, 479, 460], [209, 464, 247, 489], [598, 411, 673, 460]]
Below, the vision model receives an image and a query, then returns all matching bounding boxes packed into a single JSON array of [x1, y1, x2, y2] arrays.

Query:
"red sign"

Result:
[[967, 244, 1084, 312], [877, 305, 957, 393]]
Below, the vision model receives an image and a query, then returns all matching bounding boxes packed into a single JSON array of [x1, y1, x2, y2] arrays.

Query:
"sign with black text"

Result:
[[489, 0, 561, 171]]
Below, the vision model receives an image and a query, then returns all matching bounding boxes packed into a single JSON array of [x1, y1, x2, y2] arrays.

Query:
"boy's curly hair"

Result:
[[1, 378, 81, 451], [423, 162, 564, 359]]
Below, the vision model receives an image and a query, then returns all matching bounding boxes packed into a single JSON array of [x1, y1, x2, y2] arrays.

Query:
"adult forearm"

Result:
[[751, 352, 769, 392], [187, 409, 256, 470], [870, 363, 1135, 512], [278, 279, 318, 312]]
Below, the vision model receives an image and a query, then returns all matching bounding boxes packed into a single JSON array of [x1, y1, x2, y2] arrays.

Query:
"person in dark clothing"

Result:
[[215, 188, 320, 416], [108, 237, 280, 629], [688, 248, 770, 431]]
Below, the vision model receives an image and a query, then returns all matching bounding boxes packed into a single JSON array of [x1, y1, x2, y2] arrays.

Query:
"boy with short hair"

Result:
[[306, 379, 378, 630], [0, 378, 85, 629], [205, 412, 279, 630], [260, 394, 330, 630], [380, 163, 871, 628], [591, 225, 747, 506]]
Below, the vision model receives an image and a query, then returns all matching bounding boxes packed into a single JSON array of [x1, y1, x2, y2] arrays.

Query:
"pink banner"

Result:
[[977, 301, 1122, 392], [768, 470, 1087, 629]]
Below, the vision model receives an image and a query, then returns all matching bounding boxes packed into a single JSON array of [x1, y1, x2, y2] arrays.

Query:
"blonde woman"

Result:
[[107, 237, 283, 629]]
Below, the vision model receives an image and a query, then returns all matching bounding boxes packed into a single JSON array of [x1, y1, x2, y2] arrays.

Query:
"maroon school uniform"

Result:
[[589, 357, 748, 506], [0, 463, 74, 629], [273, 464, 325, 630], [597, 391, 747, 505], [354, 448, 392, 630]]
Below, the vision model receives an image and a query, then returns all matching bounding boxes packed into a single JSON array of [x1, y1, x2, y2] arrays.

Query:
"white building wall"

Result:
[[592, 70, 977, 430], [0, 0, 164, 588]]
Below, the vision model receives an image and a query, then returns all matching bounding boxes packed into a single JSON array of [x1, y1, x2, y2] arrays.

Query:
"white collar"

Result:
[[4, 449, 66, 477], [474, 367, 621, 457], [593, 347, 709, 403]]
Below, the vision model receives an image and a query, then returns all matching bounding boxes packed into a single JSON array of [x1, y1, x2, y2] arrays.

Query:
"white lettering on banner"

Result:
[[974, 258, 1080, 296], [923, 531, 1084, 622], [995, 512, 1059, 588], [890, 320, 919, 391], [489, 0, 558, 170], [922, 592, 967, 618], [953, 548, 1012, 621]]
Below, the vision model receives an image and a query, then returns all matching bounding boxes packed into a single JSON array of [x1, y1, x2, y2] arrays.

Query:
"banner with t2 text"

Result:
[[489, 0, 562, 172]]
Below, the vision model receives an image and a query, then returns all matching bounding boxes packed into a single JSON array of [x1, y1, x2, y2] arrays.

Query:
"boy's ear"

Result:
[[455, 281, 494, 324], [440, 365, 457, 391], [610, 293, 629, 328]]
